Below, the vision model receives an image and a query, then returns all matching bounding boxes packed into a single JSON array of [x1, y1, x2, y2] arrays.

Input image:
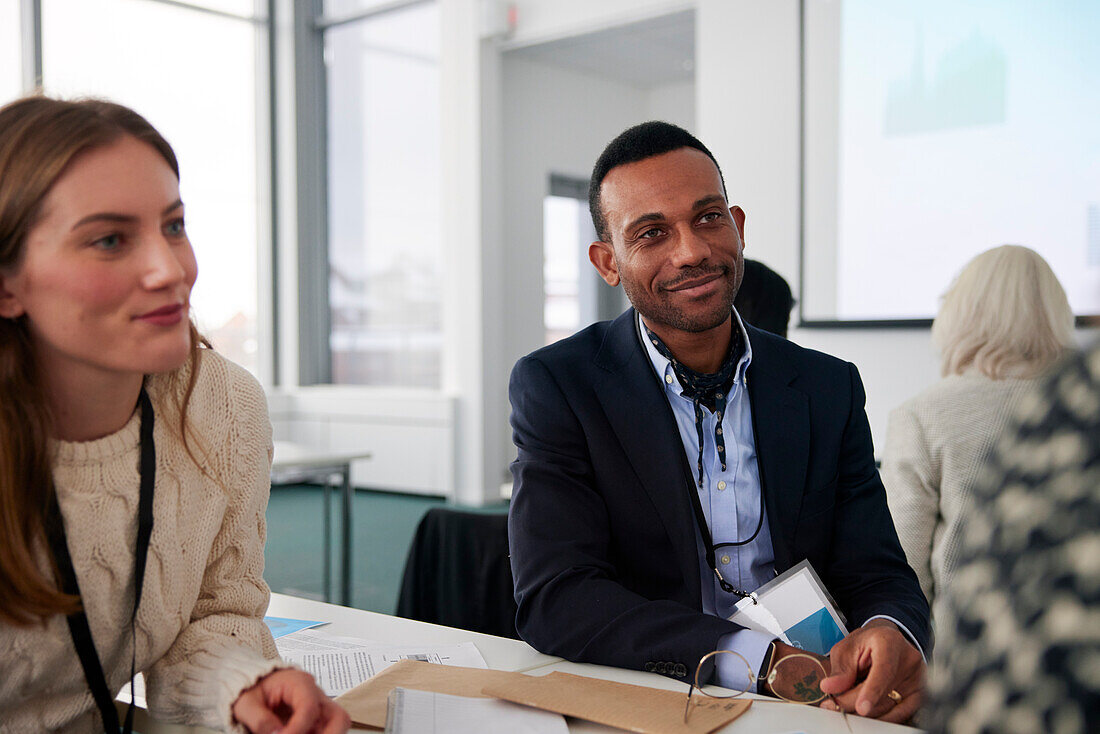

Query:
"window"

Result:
[[324, 0, 442, 387], [37, 0, 268, 375], [0, 1, 21, 102], [543, 195, 585, 345], [176, 0, 255, 12], [323, 0, 402, 15], [543, 174, 616, 345]]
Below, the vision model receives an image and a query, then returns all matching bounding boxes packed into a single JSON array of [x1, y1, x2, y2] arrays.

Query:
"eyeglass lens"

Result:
[[765, 653, 828, 704]]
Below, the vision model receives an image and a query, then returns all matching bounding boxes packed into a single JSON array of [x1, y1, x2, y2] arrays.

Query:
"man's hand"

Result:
[[819, 619, 925, 724], [231, 668, 351, 734]]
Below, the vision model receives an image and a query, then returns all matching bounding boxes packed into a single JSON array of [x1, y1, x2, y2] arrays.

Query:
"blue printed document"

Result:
[[264, 616, 326, 639]]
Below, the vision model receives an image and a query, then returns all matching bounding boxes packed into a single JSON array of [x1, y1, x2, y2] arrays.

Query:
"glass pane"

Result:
[[326, 1, 441, 387], [42, 0, 263, 376], [543, 196, 583, 346], [0, 0, 22, 104], [173, 0, 261, 17], [323, 0, 410, 18]]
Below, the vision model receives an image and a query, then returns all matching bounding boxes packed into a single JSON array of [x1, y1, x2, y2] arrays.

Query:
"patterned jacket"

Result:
[[924, 343, 1100, 733]]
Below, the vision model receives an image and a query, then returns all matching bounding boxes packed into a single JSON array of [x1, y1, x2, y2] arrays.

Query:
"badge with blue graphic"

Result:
[[727, 560, 848, 656]]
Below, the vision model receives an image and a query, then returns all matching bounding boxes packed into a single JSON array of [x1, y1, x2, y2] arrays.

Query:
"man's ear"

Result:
[[588, 241, 620, 287], [0, 275, 26, 319], [730, 205, 746, 246]]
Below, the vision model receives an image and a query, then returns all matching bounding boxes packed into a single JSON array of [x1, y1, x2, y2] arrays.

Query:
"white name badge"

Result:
[[729, 560, 848, 656]]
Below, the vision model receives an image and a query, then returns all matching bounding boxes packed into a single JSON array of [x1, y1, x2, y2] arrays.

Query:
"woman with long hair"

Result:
[[880, 245, 1075, 624], [0, 95, 348, 733]]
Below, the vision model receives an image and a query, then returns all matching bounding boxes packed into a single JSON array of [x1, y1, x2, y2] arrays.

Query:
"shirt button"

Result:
[[665, 374, 674, 384], [717, 481, 727, 490], [721, 555, 731, 565]]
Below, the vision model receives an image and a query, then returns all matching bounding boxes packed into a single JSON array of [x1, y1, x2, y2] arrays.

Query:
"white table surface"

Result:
[[526, 659, 925, 734], [128, 594, 924, 733], [268, 593, 560, 674]]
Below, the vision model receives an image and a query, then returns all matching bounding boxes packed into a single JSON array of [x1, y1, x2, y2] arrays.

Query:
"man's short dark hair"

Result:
[[588, 120, 727, 242]]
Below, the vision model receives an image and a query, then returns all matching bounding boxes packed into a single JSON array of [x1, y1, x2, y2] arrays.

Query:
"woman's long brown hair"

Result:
[[0, 95, 205, 625]]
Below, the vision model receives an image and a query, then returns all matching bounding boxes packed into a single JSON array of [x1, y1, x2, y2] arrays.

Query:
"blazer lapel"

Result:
[[745, 327, 809, 571], [592, 310, 702, 602]]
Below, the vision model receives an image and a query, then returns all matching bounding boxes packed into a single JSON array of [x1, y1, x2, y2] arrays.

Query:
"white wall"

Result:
[[696, 0, 943, 446], [500, 55, 699, 469], [272, 0, 700, 503], [501, 58, 698, 365], [497, 0, 964, 451], [507, 0, 691, 46], [501, 56, 646, 367], [271, 0, 495, 504], [269, 390, 455, 495], [695, 0, 941, 445], [646, 79, 696, 130], [280, 0, 1100, 499], [439, 0, 502, 505], [697, 0, 1095, 447]]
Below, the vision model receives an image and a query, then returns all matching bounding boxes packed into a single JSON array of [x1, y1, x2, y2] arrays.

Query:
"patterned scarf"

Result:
[[643, 318, 743, 488]]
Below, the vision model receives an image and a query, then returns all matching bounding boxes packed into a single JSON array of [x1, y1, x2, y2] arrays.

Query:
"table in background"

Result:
[[270, 442, 371, 605]]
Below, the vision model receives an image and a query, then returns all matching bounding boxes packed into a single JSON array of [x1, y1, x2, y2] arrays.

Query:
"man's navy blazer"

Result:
[[508, 309, 930, 678]]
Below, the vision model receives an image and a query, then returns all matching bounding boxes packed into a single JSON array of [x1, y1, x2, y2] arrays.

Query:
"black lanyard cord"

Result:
[[680, 456, 765, 601], [638, 315, 767, 603], [48, 387, 156, 734]]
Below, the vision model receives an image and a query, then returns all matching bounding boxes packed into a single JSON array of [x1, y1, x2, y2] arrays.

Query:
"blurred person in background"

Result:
[[881, 245, 1075, 623], [732, 259, 795, 338]]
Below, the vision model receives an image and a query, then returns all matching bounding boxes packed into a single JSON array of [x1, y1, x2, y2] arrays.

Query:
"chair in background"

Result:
[[395, 508, 519, 639]]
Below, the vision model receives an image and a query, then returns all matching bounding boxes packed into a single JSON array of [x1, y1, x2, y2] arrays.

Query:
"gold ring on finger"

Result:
[[887, 689, 903, 704]]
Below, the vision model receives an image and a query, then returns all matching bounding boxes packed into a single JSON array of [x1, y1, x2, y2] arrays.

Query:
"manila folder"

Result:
[[336, 659, 749, 734]]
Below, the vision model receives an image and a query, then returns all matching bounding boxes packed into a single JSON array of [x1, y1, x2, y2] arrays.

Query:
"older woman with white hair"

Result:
[[880, 245, 1075, 623]]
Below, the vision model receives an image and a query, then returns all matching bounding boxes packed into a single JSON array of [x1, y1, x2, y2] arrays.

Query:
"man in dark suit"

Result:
[[508, 122, 930, 724]]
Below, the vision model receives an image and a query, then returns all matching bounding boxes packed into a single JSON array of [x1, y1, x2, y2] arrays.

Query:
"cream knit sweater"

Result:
[[880, 372, 1037, 624], [0, 350, 283, 732]]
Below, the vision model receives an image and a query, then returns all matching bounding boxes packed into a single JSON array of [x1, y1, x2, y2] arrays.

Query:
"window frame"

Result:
[[296, 0, 440, 388], [13, 0, 277, 385]]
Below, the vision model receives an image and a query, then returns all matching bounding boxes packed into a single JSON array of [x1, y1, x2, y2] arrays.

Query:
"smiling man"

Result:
[[507, 121, 931, 723]]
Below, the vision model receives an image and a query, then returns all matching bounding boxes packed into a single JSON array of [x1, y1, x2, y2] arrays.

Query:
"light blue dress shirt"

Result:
[[637, 311, 924, 692], [637, 310, 775, 691]]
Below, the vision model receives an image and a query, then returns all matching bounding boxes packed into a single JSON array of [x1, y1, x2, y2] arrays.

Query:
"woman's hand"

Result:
[[232, 668, 351, 734]]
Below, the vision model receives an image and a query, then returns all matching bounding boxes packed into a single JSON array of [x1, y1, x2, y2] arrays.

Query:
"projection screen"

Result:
[[802, 0, 1100, 323]]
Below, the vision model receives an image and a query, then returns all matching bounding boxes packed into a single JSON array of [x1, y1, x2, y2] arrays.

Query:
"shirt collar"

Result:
[[636, 309, 754, 397]]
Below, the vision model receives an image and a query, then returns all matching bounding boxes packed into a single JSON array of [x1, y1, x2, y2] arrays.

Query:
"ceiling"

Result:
[[507, 10, 695, 88]]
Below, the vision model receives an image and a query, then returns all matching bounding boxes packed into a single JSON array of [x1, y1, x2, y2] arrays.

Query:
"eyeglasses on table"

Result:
[[683, 649, 851, 731]]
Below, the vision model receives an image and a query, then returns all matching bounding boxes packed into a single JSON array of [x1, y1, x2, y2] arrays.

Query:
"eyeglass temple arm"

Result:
[[686, 649, 757, 723]]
